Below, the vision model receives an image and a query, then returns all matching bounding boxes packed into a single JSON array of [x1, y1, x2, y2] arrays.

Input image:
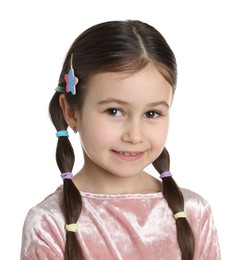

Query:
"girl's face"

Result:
[[75, 66, 173, 179]]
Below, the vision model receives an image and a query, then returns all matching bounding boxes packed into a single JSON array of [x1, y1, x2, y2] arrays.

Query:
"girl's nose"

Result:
[[121, 121, 144, 144]]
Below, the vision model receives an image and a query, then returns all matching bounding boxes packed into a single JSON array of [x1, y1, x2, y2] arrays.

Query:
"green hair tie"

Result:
[[55, 85, 64, 93]]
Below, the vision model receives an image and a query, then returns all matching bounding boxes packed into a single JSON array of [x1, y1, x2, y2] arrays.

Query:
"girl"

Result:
[[21, 20, 221, 260]]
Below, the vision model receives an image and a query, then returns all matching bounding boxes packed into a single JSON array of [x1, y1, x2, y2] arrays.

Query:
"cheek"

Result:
[[79, 117, 115, 150], [151, 121, 169, 146]]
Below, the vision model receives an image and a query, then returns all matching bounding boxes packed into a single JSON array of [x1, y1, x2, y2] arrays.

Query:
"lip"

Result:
[[112, 150, 144, 161]]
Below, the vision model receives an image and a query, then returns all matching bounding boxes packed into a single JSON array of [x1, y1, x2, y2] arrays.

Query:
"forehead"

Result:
[[85, 66, 173, 103]]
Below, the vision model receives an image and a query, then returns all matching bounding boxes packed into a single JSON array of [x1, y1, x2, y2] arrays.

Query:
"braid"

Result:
[[49, 92, 84, 260], [153, 148, 195, 260]]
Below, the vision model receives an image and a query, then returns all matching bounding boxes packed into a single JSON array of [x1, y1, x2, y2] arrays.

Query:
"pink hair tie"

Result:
[[61, 172, 73, 180], [160, 171, 172, 179]]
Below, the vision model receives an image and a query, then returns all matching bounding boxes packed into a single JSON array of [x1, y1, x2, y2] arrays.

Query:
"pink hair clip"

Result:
[[64, 53, 78, 95]]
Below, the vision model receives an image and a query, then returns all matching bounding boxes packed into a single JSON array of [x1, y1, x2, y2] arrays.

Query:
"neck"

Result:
[[72, 156, 162, 194], [73, 167, 143, 195], [73, 153, 162, 194], [73, 171, 162, 194]]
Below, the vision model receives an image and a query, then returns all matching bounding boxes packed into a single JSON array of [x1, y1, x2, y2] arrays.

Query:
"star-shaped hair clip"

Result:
[[64, 53, 78, 95]]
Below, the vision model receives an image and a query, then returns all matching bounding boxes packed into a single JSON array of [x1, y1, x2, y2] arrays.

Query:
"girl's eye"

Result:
[[106, 108, 123, 117], [145, 111, 161, 119]]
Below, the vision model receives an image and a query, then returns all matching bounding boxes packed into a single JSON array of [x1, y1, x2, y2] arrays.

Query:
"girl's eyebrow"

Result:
[[98, 98, 170, 108], [98, 98, 129, 106], [147, 101, 170, 108]]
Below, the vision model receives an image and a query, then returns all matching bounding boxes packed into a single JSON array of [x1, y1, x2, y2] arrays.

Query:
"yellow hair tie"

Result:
[[65, 223, 78, 232], [174, 211, 187, 220]]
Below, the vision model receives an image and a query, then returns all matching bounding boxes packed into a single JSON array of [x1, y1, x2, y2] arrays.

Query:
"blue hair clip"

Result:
[[64, 53, 78, 95]]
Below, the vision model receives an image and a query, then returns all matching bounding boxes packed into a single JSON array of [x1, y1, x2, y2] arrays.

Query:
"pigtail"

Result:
[[49, 91, 84, 260], [153, 148, 195, 260]]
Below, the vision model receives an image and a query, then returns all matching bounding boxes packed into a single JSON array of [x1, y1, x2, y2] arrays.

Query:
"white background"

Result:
[[0, 0, 242, 259]]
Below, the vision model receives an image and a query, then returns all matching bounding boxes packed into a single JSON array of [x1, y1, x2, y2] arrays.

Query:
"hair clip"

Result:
[[64, 53, 78, 95]]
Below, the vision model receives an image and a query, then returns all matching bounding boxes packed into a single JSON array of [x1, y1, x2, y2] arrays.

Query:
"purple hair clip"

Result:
[[160, 171, 172, 179], [64, 53, 78, 95]]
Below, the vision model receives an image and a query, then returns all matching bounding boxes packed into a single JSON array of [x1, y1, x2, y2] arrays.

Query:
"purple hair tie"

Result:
[[160, 171, 172, 179], [61, 172, 73, 180]]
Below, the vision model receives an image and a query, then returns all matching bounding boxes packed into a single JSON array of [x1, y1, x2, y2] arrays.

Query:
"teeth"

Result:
[[120, 152, 137, 156]]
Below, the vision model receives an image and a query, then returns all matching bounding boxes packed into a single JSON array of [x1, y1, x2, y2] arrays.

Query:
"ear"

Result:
[[59, 94, 77, 128]]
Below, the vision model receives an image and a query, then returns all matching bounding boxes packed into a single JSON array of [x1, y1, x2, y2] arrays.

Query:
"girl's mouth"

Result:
[[119, 152, 138, 156], [112, 150, 144, 161]]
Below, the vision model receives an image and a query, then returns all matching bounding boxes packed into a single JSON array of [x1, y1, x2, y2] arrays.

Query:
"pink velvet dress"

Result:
[[21, 186, 221, 259]]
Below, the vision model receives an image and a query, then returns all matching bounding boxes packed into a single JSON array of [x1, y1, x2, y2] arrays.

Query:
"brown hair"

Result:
[[49, 20, 194, 260]]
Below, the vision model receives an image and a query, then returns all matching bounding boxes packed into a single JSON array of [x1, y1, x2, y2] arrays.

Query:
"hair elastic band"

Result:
[[174, 211, 187, 220], [61, 172, 73, 180], [56, 130, 69, 138], [55, 86, 63, 93], [160, 171, 172, 179], [65, 223, 78, 232]]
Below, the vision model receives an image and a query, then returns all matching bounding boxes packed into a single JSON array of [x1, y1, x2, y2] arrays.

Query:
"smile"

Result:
[[119, 152, 138, 156], [112, 150, 144, 161]]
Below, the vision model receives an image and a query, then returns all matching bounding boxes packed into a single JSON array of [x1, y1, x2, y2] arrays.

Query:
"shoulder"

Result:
[[23, 186, 64, 230], [21, 186, 65, 258], [180, 187, 212, 216], [30, 186, 63, 212], [180, 187, 217, 231], [181, 187, 208, 205], [180, 188, 221, 258]]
